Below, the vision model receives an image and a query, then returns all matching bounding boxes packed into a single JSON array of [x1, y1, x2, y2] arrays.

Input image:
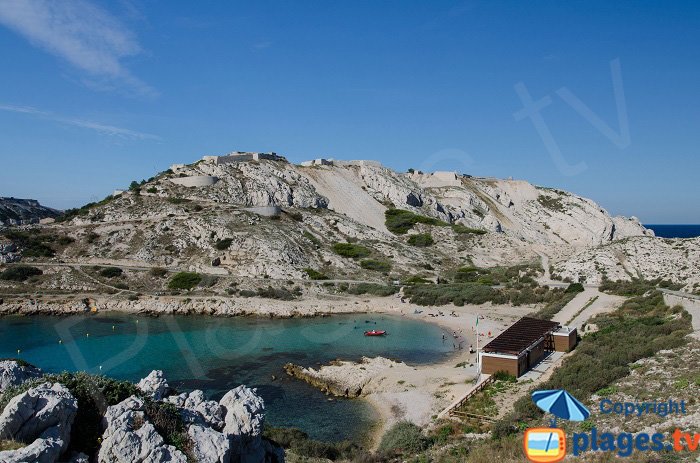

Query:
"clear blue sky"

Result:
[[0, 1, 698, 223]]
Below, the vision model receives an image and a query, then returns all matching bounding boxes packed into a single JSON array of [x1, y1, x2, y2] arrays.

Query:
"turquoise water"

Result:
[[0, 313, 452, 442]]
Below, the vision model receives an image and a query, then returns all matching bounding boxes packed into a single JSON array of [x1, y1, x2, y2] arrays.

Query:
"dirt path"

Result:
[[552, 288, 624, 329]]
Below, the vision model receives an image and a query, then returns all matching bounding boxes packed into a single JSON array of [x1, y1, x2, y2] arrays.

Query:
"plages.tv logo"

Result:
[[523, 389, 591, 463]]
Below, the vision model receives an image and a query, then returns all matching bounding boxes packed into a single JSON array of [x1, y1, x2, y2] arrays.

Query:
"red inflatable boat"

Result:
[[364, 330, 387, 336]]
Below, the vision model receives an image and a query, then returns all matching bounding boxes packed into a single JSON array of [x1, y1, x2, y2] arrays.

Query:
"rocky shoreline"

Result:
[[283, 357, 406, 398], [0, 361, 284, 463]]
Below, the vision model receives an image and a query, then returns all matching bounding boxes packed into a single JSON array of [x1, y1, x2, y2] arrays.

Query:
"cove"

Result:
[[0, 312, 453, 443]]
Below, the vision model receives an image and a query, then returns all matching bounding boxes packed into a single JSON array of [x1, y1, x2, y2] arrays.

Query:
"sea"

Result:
[[645, 225, 700, 239], [0, 312, 454, 443]]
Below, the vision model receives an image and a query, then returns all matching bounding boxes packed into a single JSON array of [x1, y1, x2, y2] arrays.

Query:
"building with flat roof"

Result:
[[202, 151, 287, 165], [480, 317, 577, 377]]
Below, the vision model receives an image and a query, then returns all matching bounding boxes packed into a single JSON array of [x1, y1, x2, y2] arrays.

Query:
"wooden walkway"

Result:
[[437, 374, 494, 420]]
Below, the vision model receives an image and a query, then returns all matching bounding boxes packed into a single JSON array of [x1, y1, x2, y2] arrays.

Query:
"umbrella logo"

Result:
[[532, 389, 590, 422], [523, 390, 590, 463]]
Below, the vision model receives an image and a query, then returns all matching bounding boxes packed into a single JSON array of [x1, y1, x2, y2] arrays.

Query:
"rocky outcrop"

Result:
[[166, 389, 225, 429], [284, 357, 404, 398], [0, 197, 60, 227], [136, 370, 171, 400], [553, 236, 700, 289], [188, 424, 231, 463], [218, 385, 284, 462], [0, 383, 78, 463], [0, 360, 42, 391], [98, 395, 188, 463]]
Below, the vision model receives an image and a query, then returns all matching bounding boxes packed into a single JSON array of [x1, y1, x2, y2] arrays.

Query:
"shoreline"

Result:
[[0, 292, 537, 447]]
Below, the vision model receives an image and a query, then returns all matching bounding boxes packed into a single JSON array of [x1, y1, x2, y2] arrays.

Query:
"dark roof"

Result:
[[482, 317, 560, 356]]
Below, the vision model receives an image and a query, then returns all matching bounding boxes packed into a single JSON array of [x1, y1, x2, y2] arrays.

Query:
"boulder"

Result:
[[0, 426, 64, 463], [136, 370, 171, 400], [187, 424, 231, 463], [0, 360, 43, 391], [98, 395, 188, 463], [166, 389, 225, 429], [219, 386, 265, 438], [0, 382, 77, 451], [219, 385, 286, 462]]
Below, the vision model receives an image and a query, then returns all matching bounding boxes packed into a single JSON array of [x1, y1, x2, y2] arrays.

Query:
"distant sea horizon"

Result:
[[645, 224, 700, 238]]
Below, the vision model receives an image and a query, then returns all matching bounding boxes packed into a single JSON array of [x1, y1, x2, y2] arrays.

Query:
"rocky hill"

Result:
[[0, 197, 60, 227], [4, 152, 693, 297]]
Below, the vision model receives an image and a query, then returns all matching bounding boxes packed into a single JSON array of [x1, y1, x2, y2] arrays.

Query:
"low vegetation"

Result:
[[407, 233, 434, 247], [360, 259, 392, 272], [150, 267, 168, 278], [167, 272, 203, 290], [256, 286, 298, 300], [332, 242, 371, 259], [56, 196, 114, 223], [214, 238, 233, 250], [537, 194, 566, 213], [378, 421, 431, 456], [303, 268, 329, 280], [452, 224, 487, 235], [1, 229, 74, 257], [600, 277, 682, 296], [0, 265, 43, 282], [263, 426, 367, 461], [339, 283, 398, 296], [99, 266, 123, 278], [385, 209, 447, 234]]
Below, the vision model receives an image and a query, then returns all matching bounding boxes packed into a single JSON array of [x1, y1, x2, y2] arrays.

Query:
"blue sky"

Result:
[[0, 1, 698, 223]]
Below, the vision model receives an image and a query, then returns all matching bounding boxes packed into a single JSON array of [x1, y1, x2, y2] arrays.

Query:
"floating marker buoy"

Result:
[[112, 325, 115, 330], [59, 340, 62, 344], [17, 349, 20, 354], [99, 366, 102, 371], [86, 333, 89, 337]]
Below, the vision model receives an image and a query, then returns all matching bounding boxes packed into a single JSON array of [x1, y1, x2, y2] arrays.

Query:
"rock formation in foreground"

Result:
[[0, 360, 284, 463]]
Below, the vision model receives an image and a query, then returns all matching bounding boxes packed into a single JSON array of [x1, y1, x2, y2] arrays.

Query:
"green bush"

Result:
[[407, 233, 434, 247], [55, 196, 114, 223], [146, 187, 158, 194], [0, 266, 43, 282], [344, 283, 398, 297], [215, 238, 233, 250], [303, 231, 321, 246], [452, 224, 487, 235], [99, 267, 123, 278], [257, 286, 296, 300], [384, 209, 447, 234], [263, 426, 367, 460], [332, 242, 371, 259], [404, 283, 499, 306], [1, 230, 56, 257], [565, 282, 585, 293], [304, 268, 329, 280], [378, 421, 431, 455], [360, 259, 392, 272], [150, 267, 168, 278], [402, 275, 432, 285], [168, 272, 202, 290], [144, 400, 192, 458]]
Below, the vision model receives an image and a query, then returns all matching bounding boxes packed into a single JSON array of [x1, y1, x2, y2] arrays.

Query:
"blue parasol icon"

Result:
[[532, 389, 590, 422]]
